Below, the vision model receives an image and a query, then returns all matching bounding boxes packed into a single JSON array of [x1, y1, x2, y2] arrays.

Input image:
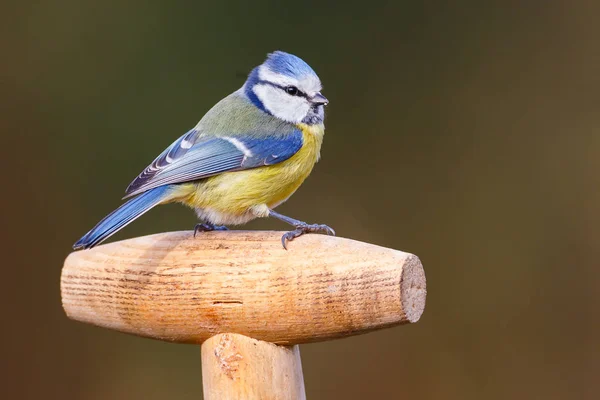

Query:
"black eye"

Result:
[[285, 86, 299, 96]]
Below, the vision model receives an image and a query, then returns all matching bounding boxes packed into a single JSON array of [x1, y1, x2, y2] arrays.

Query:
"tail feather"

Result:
[[73, 186, 172, 250]]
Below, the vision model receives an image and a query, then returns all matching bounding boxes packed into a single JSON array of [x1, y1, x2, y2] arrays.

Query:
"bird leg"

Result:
[[268, 209, 335, 249], [194, 222, 228, 237]]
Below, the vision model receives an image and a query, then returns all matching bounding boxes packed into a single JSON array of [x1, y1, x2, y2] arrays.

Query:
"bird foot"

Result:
[[194, 223, 228, 237], [281, 223, 335, 249]]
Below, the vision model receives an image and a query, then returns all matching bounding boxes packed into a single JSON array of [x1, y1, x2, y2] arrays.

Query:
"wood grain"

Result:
[[61, 231, 426, 344], [201, 333, 305, 400]]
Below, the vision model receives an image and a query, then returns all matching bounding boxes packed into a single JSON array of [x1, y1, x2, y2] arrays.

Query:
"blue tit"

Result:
[[74, 51, 334, 250]]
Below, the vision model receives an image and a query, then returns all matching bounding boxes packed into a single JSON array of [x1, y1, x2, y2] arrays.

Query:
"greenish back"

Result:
[[194, 90, 299, 139]]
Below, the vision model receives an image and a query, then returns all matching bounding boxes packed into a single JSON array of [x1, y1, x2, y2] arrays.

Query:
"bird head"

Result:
[[243, 51, 327, 125]]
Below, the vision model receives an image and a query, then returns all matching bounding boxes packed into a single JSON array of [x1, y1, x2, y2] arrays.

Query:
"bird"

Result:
[[73, 51, 334, 250]]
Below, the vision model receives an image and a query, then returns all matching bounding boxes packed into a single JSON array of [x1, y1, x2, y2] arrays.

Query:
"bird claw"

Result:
[[194, 223, 228, 237], [281, 223, 336, 249]]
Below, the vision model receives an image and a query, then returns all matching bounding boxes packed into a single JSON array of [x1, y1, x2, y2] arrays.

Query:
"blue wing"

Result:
[[124, 128, 303, 198]]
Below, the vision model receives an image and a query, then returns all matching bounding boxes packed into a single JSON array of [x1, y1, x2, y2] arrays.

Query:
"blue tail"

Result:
[[73, 186, 172, 250]]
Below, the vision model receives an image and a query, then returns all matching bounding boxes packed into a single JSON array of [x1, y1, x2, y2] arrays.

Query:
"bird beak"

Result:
[[310, 92, 329, 106]]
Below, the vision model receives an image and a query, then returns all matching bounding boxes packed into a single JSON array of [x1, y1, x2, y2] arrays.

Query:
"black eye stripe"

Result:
[[258, 80, 307, 98]]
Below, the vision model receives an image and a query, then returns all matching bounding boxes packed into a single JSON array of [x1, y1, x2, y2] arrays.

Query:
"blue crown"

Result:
[[263, 51, 317, 79]]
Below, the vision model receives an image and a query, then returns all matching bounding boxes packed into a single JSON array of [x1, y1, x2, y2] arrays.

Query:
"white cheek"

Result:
[[253, 84, 310, 123]]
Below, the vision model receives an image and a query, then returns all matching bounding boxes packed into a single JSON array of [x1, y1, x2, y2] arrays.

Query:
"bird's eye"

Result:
[[285, 86, 299, 96]]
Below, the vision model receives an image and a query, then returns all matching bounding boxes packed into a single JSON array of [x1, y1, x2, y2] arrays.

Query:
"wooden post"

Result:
[[202, 333, 305, 400], [61, 231, 426, 398]]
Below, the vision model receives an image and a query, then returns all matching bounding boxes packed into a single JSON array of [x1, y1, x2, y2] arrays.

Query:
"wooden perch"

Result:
[[61, 231, 426, 345], [61, 230, 426, 398]]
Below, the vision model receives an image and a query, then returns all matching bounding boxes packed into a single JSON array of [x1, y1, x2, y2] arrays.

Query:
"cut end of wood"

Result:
[[400, 255, 427, 323]]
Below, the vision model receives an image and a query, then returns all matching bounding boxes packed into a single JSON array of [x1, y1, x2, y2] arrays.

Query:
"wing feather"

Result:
[[125, 128, 200, 195], [124, 129, 303, 198]]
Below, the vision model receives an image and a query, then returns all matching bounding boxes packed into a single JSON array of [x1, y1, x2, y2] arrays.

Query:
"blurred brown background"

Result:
[[2, 1, 599, 399]]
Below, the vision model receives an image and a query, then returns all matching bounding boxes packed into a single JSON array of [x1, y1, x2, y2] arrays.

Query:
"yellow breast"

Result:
[[182, 124, 324, 216]]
